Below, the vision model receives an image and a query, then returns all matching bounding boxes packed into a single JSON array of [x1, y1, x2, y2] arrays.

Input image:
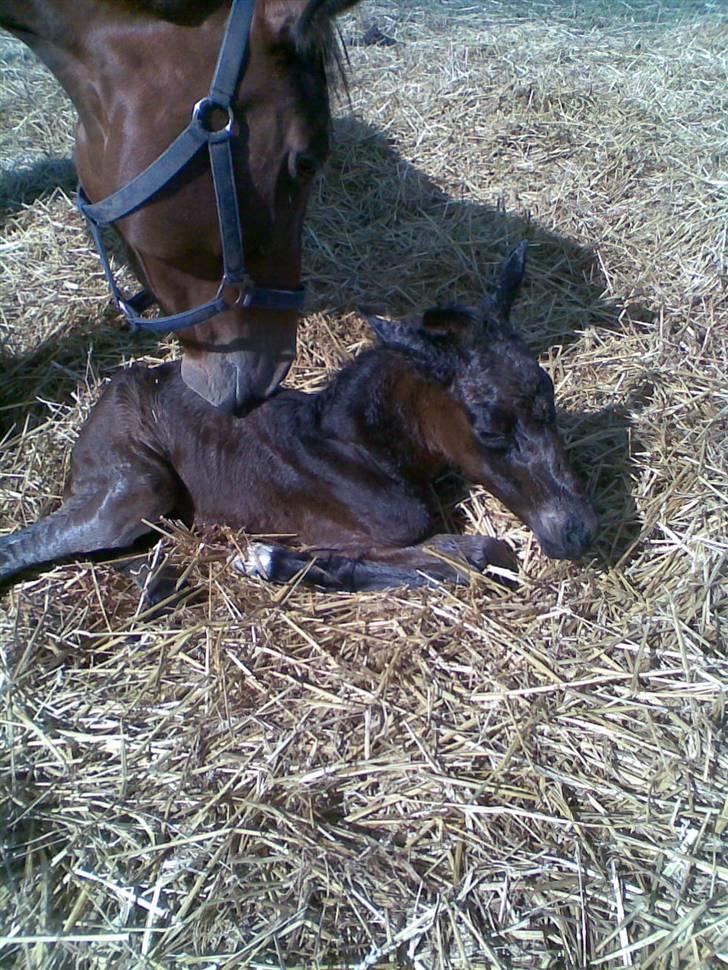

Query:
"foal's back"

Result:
[[70, 359, 434, 548]]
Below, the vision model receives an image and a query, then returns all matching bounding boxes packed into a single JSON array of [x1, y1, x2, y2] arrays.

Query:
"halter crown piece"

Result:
[[76, 0, 305, 334]]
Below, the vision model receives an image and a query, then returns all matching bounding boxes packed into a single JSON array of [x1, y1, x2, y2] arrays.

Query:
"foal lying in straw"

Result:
[[0, 244, 596, 593]]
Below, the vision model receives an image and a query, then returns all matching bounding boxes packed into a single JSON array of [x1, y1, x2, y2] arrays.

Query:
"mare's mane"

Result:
[[103, 0, 348, 87]]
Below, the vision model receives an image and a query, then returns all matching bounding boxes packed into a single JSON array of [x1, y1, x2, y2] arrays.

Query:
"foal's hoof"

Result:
[[427, 535, 518, 585], [233, 542, 276, 581], [469, 537, 519, 574], [115, 555, 191, 616]]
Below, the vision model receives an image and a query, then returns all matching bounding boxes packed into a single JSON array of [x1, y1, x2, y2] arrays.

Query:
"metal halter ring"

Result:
[[216, 274, 253, 309], [192, 97, 236, 140]]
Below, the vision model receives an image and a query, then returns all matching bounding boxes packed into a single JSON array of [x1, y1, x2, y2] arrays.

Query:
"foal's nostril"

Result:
[[563, 517, 596, 557], [536, 509, 597, 560], [566, 519, 586, 543]]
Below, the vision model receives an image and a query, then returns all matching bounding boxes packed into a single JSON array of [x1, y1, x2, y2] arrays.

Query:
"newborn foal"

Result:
[[0, 245, 597, 592]]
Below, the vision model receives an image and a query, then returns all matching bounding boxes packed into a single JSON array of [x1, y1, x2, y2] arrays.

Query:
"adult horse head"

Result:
[[0, 0, 361, 411]]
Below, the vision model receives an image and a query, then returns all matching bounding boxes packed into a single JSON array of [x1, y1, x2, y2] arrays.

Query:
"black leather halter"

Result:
[[76, 0, 305, 334]]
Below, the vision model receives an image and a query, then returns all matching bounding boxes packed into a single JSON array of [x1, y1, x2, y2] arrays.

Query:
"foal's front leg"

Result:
[[235, 534, 517, 593]]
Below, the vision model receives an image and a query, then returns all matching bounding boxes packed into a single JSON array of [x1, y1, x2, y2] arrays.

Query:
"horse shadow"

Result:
[[305, 117, 632, 351], [0, 318, 159, 440], [302, 117, 646, 565], [0, 157, 160, 440], [1, 117, 645, 566], [558, 398, 645, 566], [0, 156, 77, 221]]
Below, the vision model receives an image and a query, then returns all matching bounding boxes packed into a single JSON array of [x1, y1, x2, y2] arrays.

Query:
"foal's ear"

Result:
[[360, 310, 424, 352], [361, 306, 475, 354], [483, 240, 528, 324]]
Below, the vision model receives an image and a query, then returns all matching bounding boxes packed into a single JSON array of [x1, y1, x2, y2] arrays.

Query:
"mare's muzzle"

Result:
[[180, 314, 297, 412]]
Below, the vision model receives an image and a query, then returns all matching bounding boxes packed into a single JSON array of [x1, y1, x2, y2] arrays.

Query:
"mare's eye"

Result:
[[289, 152, 320, 182]]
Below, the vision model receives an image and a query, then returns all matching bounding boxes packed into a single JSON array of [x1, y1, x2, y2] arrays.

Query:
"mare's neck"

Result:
[[1, 2, 94, 96], [0, 1, 223, 131]]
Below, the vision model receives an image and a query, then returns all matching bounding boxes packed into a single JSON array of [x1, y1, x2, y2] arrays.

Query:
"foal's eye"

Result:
[[533, 372, 556, 424], [471, 405, 513, 450], [475, 430, 511, 450], [532, 396, 556, 425]]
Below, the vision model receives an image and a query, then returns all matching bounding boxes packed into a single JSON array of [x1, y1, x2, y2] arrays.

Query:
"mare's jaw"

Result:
[[180, 311, 298, 412], [181, 342, 297, 414]]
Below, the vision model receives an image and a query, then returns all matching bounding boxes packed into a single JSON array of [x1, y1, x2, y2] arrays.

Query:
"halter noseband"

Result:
[[76, 0, 305, 334]]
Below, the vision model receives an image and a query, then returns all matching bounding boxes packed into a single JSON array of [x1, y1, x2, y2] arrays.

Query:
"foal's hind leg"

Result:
[[0, 472, 179, 586], [112, 544, 188, 610], [235, 534, 517, 593]]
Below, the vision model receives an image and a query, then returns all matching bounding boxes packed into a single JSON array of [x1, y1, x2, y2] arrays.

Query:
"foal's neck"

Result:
[[318, 349, 452, 484]]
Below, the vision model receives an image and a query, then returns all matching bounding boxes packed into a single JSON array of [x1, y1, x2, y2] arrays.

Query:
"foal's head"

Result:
[[364, 243, 598, 560]]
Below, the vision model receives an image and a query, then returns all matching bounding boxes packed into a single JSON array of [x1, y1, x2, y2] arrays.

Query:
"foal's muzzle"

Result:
[[533, 503, 598, 561]]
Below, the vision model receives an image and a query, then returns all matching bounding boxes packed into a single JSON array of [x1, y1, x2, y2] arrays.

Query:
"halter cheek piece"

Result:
[[76, 0, 305, 334]]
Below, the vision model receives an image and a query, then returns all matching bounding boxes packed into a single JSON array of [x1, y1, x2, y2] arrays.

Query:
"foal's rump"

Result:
[[0, 364, 185, 585]]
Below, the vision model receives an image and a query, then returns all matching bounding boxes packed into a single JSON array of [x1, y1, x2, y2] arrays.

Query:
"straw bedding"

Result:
[[0, 1, 726, 966]]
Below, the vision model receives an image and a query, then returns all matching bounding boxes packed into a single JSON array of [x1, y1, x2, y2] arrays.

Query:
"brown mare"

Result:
[[0, 245, 598, 593], [0, 0, 361, 411]]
